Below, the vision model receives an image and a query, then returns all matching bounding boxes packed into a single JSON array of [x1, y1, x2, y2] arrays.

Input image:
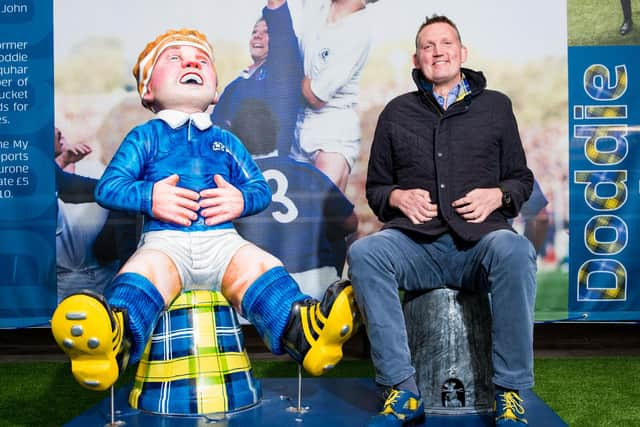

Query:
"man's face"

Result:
[[144, 45, 217, 113], [249, 19, 269, 64], [413, 22, 467, 89]]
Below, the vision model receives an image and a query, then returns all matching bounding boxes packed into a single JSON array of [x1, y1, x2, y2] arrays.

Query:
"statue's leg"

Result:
[[222, 244, 359, 375], [51, 247, 180, 391]]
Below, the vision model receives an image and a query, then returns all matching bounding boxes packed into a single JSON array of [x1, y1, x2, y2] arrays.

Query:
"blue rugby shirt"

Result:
[[95, 112, 271, 233]]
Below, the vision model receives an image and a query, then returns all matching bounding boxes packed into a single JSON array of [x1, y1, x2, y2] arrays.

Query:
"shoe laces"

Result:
[[382, 389, 401, 412], [381, 389, 420, 418], [497, 391, 526, 421]]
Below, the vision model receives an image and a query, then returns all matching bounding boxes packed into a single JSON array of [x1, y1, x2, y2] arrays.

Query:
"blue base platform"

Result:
[[65, 378, 567, 427]]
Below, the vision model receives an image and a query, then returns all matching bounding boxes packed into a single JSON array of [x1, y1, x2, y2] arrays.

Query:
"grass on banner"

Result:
[[535, 269, 569, 321], [568, 0, 640, 46]]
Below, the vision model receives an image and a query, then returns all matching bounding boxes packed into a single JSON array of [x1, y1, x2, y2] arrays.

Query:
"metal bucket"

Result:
[[403, 288, 494, 415], [129, 290, 262, 416]]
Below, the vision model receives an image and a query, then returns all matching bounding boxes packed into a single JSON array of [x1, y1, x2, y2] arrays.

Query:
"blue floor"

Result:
[[65, 378, 567, 427]]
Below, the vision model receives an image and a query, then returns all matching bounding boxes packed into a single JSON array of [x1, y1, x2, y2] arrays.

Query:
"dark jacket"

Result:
[[366, 67, 533, 243]]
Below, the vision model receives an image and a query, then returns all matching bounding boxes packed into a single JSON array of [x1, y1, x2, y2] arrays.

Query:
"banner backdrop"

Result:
[[0, 0, 56, 328], [568, 46, 640, 320], [6, 0, 625, 327]]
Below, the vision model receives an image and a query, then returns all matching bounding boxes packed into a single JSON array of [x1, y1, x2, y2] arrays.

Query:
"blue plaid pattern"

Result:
[[129, 290, 262, 415]]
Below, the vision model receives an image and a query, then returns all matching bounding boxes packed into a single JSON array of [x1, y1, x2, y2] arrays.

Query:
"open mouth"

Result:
[[179, 72, 203, 85]]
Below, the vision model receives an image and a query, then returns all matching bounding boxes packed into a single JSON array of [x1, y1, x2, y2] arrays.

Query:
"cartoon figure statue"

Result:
[[51, 28, 358, 391]]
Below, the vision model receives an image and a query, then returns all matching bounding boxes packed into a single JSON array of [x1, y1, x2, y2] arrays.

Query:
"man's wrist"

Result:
[[499, 186, 512, 208], [55, 155, 70, 169], [388, 188, 401, 209]]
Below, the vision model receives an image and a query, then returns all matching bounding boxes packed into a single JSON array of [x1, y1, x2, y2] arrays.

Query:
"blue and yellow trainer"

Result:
[[495, 390, 528, 425], [281, 279, 360, 376], [368, 388, 425, 426], [51, 291, 129, 391]]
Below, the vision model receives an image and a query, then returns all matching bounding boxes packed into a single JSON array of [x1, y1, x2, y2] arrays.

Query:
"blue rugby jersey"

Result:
[[234, 156, 354, 273], [211, 2, 303, 155], [95, 115, 271, 233]]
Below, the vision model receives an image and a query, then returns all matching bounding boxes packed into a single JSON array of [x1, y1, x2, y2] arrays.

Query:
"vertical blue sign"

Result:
[[568, 45, 640, 320], [0, 0, 56, 327]]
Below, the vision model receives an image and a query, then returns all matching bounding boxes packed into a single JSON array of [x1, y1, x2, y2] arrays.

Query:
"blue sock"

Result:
[[104, 272, 165, 363], [396, 376, 420, 396], [241, 266, 307, 355]]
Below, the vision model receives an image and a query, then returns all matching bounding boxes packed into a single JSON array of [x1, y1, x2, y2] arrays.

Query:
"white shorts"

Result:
[[138, 229, 250, 291], [291, 110, 361, 170], [290, 137, 359, 172]]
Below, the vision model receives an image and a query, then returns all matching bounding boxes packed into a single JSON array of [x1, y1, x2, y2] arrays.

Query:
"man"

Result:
[[54, 127, 120, 301], [289, 0, 375, 192], [211, 0, 303, 156], [51, 28, 358, 392], [620, 0, 633, 35], [347, 15, 536, 427]]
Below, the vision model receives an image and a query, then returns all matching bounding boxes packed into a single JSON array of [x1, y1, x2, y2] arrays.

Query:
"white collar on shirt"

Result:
[[252, 149, 279, 160], [156, 109, 213, 130]]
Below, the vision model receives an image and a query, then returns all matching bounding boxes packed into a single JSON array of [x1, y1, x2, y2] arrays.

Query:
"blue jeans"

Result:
[[347, 228, 536, 390]]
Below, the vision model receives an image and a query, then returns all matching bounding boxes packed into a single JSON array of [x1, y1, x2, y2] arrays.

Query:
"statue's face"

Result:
[[144, 44, 217, 113]]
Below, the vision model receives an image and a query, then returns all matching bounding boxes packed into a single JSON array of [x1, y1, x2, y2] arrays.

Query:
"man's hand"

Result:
[[151, 174, 200, 226], [199, 174, 245, 226], [302, 77, 327, 110], [389, 188, 438, 224], [451, 188, 502, 223], [55, 142, 93, 169]]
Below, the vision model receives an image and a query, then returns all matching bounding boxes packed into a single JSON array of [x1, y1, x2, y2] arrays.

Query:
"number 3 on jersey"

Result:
[[264, 169, 298, 223]]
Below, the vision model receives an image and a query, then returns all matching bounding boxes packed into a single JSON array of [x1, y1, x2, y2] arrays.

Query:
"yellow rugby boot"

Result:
[[51, 292, 129, 391], [282, 279, 360, 375]]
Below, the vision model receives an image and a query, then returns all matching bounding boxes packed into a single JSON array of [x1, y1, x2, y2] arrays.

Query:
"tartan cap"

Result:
[[132, 28, 215, 102]]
